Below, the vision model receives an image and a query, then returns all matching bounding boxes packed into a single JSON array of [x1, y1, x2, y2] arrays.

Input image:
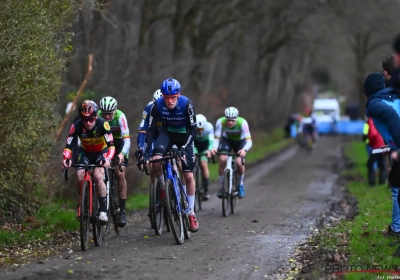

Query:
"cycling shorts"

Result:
[[153, 127, 194, 172]]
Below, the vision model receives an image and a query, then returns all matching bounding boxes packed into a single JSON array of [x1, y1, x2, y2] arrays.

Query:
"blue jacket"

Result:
[[366, 87, 400, 149], [137, 102, 161, 150]]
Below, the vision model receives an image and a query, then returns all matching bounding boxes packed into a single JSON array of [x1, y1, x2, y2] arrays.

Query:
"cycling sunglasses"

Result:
[[162, 94, 179, 99], [81, 117, 96, 123]]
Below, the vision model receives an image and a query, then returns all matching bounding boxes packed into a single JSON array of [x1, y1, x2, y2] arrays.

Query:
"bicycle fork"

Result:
[[80, 172, 93, 216]]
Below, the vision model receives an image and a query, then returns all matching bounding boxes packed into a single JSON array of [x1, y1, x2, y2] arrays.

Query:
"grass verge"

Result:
[[0, 202, 77, 248], [306, 141, 400, 279]]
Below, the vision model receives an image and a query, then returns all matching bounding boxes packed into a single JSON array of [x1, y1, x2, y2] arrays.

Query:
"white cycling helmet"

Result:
[[153, 89, 163, 101], [196, 114, 207, 129], [224, 107, 239, 119], [99, 96, 117, 113]]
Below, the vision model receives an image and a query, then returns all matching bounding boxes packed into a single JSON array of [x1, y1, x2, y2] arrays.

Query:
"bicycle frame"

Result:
[[81, 169, 95, 217], [144, 149, 189, 215], [66, 164, 110, 216], [165, 156, 189, 214]]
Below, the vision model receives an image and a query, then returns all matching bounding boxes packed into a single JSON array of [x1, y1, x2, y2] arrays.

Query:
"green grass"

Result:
[[320, 141, 400, 279], [126, 192, 149, 211], [0, 203, 77, 247]]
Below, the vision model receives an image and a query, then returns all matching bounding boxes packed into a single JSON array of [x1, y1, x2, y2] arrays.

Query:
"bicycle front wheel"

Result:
[[80, 181, 90, 251], [179, 184, 190, 240], [165, 179, 184, 244], [222, 169, 230, 217]]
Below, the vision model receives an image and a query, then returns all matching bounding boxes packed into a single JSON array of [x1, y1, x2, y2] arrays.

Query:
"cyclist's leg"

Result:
[[153, 129, 171, 206], [113, 141, 128, 220], [181, 142, 199, 232], [76, 148, 88, 192], [217, 137, 230, 198], [152, 129, 171, 181], [177, 158, 186, 190], [196, 140, 210, 198], [233, 139, 246, 198], [75, 149, 87, 218], [149, 140, 156, 185], [93, 148, 109, 222], [116, 144, 129, 226]]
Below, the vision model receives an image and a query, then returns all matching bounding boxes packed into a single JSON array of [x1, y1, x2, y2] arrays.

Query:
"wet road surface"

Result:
[[1, 136, 345, 280]]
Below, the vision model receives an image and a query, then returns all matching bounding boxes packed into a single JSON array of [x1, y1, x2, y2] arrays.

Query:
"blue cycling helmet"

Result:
[[160, 78, 181, 95]]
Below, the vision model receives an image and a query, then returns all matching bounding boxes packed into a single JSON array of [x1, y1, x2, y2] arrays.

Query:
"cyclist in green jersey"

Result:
[[211, 107, 252, 199], [98, 96, 131, 227]]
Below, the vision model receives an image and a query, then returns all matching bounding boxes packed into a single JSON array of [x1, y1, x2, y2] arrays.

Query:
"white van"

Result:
[[312, 98, 340, 124]]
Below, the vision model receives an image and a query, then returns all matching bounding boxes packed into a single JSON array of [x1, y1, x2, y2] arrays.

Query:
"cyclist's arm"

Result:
[[213, 119, 223, 150], [241, 119, 252, 152], [137, 106, 151, 150], [144, 102, 158, 154], [182, 100, 197, 147], [118, 112, 131, 155], [207, 122, 214, 151], [103, 121, 116, 160], [63, 122, 79, 160]]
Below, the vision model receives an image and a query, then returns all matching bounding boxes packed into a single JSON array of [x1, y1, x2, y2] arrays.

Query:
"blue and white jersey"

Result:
[[144, 95, 197, 153]]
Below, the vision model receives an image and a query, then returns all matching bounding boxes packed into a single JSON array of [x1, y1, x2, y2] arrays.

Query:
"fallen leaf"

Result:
[[333, 254, 341, 262], [252, 220, 259, 223], [67, 269, 74, 274]]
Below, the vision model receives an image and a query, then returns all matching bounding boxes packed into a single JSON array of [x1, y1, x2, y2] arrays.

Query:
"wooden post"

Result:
[[54, 54, 93, 141]]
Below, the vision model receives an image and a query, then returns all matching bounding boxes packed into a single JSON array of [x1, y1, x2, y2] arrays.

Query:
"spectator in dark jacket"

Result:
[[365, 72, 400, 236]]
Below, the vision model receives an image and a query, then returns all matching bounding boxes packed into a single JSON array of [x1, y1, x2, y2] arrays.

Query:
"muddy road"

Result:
[[1, 136, 346, 280]]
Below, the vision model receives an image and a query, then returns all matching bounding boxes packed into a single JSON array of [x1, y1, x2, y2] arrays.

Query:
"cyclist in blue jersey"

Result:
[[142, 78, 199, 233], [136, 89, 163, 184]]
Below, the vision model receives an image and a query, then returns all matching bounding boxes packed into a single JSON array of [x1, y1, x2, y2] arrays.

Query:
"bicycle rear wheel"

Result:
[[103, 179, 112, 236], [149, 182, 155, 230], [151, 182, 164, 236], [196, 165, 203, 211], [110, 172, 120, 235], [164, 207, 170, 232], [80, 181, 90, 251], [222, 169, 230, 217], [165, 178, 184, 244]]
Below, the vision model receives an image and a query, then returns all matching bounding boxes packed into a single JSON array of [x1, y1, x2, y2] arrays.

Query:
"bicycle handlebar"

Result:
[[138, 145, 187, 176], [194, 153, 215, 164], [63, 159, 111, 181]]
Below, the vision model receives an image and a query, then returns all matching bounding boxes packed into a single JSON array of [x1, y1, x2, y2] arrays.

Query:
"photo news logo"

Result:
[[326, 264, 400, 274]]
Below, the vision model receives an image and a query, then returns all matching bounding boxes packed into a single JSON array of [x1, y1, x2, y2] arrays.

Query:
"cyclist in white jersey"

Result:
[[211, 107, 252, 199], [194, 114, 214, 200]]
